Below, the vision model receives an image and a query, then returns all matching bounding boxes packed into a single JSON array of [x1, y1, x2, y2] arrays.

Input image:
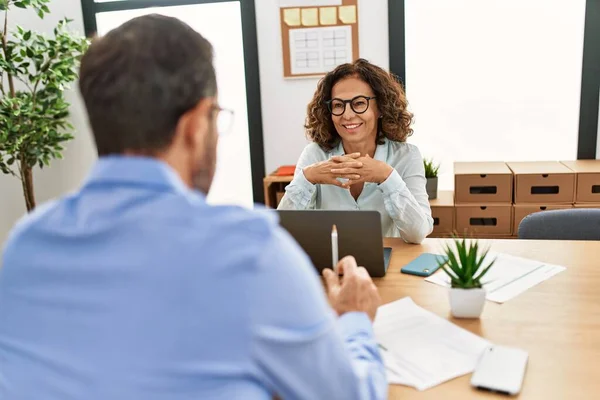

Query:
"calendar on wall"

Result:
[[279, 0, 359, 78]]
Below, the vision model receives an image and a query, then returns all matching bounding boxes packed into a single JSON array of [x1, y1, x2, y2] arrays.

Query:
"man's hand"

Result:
[[322, 256, 381, 322], [330, 154, 393, 185], [303, 153, 363, 189]]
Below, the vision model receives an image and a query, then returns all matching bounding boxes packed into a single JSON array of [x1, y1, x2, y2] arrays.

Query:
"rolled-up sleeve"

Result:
[[378, 148, 434, 244]]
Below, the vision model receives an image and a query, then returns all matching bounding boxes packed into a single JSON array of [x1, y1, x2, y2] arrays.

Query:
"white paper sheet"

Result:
[[425, 251, 566, 303], [374, 297, 490, 391], [280, 0, 341, 7], [289, 26, 352, 75]]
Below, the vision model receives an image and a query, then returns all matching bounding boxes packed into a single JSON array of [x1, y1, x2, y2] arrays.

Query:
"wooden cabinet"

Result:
[[263, 174, 293, 208]]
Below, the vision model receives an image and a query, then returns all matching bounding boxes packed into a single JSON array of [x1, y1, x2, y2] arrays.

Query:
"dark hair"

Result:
[[79, 14, 217, 156], [305, 58, 413, 150]]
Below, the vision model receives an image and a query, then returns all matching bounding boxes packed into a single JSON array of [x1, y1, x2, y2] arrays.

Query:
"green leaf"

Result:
[[441, 265, 459, 281], [474, 247, 489, 273], [456, 239, 468, 271], [445, 252, 464, 280], [14, 2, 26, 9], [423, 158, 440, 178], [0, 16, 86, 184]]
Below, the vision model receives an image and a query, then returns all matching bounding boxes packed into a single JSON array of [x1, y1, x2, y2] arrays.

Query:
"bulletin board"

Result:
[[279, 0, 359, 78]]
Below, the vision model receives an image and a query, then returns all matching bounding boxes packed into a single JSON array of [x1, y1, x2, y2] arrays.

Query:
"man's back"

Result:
[[0, 157, 386, 400], [0, 158, 272, 398]]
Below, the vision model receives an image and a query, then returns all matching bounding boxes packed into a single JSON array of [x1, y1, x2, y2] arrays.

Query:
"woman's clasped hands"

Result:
[[303, 152, 393, 189]]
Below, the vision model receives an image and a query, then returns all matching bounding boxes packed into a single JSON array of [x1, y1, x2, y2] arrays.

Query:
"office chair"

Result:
[[518, 208, 600, 240]]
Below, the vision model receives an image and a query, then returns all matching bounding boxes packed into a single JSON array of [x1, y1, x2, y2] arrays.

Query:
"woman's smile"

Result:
[[342, 122, 363, 133]]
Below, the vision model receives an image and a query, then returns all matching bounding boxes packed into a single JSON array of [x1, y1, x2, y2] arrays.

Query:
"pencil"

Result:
[[332, 224, 338, 273]]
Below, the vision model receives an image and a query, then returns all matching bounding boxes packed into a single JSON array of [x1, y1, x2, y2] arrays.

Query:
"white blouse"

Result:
[[277, 138, 434, 243]]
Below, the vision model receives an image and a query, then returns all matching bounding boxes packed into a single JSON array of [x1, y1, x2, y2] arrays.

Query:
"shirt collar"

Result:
[[373, 137, 389, 162], [83, 155, 193, 196], [331, 141, 345, 157]]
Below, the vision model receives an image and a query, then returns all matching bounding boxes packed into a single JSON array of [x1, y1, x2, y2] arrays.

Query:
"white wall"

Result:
[[0, 0, 95, 247], [256, 0, 390, 174], [405, 0, 586, 191]]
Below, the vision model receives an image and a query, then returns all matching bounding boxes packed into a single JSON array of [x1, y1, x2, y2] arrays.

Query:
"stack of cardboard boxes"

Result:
[[429, 160, 600, 238], [428, 190, 454, 237], [508, 162, 575, 235], [561, 161, 600, 208], [453, 162, 513, 238]]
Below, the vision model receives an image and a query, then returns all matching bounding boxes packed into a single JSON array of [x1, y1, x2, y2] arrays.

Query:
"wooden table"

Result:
[[379, 238, 600, 399]]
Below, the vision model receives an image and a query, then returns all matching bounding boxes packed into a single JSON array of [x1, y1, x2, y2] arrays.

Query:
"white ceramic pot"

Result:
[[449, 288, 486, 318]]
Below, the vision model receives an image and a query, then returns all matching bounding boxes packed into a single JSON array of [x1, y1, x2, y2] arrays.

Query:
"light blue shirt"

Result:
[[0, 157, 386, 400], [278, 139, 434, 243]]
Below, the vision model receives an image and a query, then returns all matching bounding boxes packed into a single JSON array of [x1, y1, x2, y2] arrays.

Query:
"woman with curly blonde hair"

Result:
[[278, 59, 433, 243]]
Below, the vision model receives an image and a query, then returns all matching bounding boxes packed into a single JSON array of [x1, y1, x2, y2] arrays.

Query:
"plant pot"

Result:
[[449, 288, 486, 318], [426, 177, 438, 199]]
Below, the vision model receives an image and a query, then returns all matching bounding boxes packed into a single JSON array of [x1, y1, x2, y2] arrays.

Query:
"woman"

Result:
[[278, 59, 433, 243]]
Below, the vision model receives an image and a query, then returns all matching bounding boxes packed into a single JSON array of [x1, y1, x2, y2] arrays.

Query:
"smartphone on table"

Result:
[[400, 253, 448, 277]]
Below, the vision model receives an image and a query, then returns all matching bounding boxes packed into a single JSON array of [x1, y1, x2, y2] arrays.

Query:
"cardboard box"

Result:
[[561, 160, 600, 203], [454, 162, 513, 204], [507, 162, 575, 204], [429, 191, 454, 237], [513, 204, 573, 234], [455, 204, 513, 236]]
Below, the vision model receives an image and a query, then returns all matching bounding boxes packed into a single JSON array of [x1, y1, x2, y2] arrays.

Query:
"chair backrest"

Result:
[[518, 208, 600, 240]]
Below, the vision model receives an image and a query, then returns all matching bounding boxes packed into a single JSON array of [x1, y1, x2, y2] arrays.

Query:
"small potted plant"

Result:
[[438, 238, 495, 318], [423, 158, 440, 199]]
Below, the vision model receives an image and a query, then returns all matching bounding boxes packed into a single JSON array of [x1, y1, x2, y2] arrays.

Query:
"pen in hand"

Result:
[[331, 224, 338, 274]]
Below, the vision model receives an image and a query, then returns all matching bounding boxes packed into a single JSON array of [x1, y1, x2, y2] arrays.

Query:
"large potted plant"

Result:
[[438, 238, 495, 318], [423, 158, 439, 199], [0, 0, 89, 211]]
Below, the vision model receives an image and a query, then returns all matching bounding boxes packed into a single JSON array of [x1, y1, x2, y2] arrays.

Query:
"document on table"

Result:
[[425, 251, 566, 303], [374, 297, 490, 391]]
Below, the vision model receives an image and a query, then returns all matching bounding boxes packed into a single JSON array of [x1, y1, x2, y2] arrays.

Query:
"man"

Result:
[[0, 15, 386, 400]]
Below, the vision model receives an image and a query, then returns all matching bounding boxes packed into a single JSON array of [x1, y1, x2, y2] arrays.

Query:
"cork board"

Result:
[[279, 0, 359, 78]]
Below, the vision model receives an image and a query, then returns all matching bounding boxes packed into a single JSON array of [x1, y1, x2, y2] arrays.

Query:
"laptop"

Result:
[[277, 210, 391, 278]]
